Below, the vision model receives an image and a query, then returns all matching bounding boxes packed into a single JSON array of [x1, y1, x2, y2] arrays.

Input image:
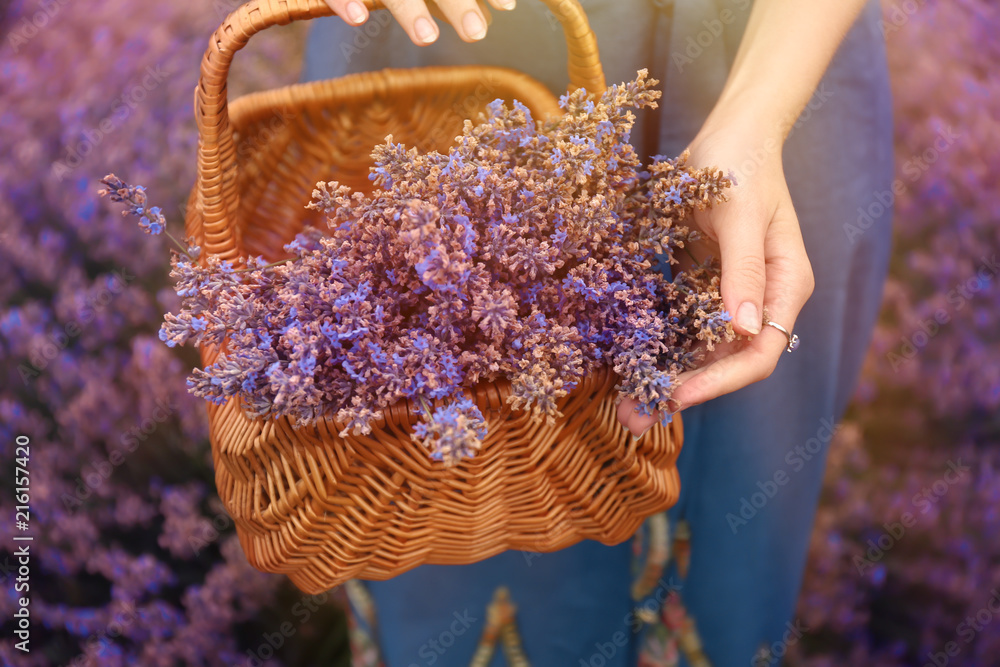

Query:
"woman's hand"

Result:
[[614, 0, 868, 438], [323, 0, 515, 45], [617, 119, 815, 438]]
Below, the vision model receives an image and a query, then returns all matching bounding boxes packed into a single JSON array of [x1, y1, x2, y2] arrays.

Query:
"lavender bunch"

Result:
[[112, 70, 734, 466]]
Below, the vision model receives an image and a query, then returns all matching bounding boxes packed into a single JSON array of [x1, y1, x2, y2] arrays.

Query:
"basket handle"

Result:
[[193, 0, 606, 260]]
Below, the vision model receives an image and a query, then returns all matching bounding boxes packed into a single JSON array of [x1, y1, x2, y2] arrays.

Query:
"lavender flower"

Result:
[[105, 70, 736, 463], [412, 397, 489, 466], [99, 175, 167, 236]]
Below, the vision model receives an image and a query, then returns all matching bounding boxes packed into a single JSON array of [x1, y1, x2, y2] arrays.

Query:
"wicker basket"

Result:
[[185, 0, 683, 594]]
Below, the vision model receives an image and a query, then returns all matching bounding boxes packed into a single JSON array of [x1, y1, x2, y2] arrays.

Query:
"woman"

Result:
[[304, 0, 893, 664]]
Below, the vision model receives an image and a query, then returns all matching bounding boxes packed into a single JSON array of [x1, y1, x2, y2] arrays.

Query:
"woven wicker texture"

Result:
[[186, 0, 683, 593]]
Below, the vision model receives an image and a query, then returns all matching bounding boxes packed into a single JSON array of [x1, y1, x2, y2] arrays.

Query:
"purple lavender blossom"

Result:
[[99, 176, 167, 236], [413, 397, 489, 466], [110, 71, 734, 464]]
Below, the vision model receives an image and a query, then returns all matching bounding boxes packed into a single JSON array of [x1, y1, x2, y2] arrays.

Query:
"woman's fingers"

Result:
[[614, 336, 739, 436], [325, 0, 513, 45], [711, 191, 770, 337], [380, 0, 442, 43], [325, 0, 371, 26], [671, 208, 814, 408], [616, 396, 660, 438], [670, 328, 785, 408], [323, 0, 439, 43], [430, 0, 492, 41]]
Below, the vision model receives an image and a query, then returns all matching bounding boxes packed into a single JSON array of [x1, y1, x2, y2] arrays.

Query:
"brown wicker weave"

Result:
[[185, 0, 683, 594]]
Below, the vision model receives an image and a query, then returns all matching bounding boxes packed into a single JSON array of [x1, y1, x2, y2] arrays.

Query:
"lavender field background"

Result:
[[0, 0, 997, 665]]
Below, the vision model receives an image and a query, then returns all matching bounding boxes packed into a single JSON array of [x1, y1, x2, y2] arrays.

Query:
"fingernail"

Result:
[[736, 301, 761, 334], [345, 1, 367, 23], [498, 0, 516, 8], [463, 11, 487, 40], [632, 425, 652, 443], [414, 16, 438, 43]]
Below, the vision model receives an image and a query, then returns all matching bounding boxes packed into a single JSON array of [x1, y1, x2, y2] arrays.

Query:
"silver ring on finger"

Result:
[[762, 316, 800, 353]]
